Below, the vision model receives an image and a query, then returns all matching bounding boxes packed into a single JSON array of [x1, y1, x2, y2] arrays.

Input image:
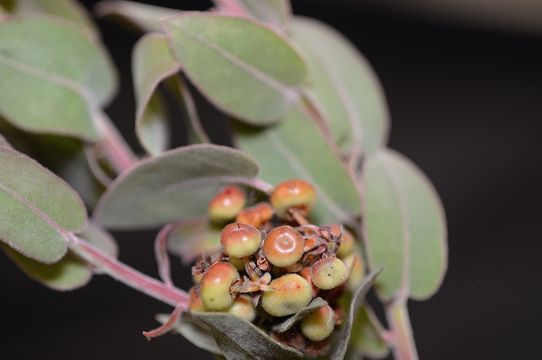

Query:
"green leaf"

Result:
[[234, 104, 360, 225], [157, 313, 221, 355], [330, 269, 381, 360], [94, 144, 259, 230], [2, 245, 92, 290], [8, 0, 97, 37], [363, 149, 447, 301], [0, 148, 87, 263], [215, 0, 291, 31], [194, 312, 303, 360], [0, 17, 117, 141], [133, 33, 180, 155], [167, 218, 221, 263], [351, 306, 389, 359], [96, 0, 179, 32], [272, 297, 327, 333], [163, 13, 307, 125], [290, 17, 389, 156]]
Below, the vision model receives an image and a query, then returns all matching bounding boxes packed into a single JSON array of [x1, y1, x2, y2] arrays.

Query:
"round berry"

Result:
[[236, 202, 274, 228], [300, 305, 335, 341], [311, 257, 348, 290], [263, 226, 305, 267], [343, 253, 365, 292], [270, 179, 316, 218], [261, 274, 312, 317], [200, 262, 240, 311], [220, 223, 261, 258], [208, 186, 245, 223], [336, 229, 355, 258], [227, 294, 256, 322], [189, 287, 206, 312]]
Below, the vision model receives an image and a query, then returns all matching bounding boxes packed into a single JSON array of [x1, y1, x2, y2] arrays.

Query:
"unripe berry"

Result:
[[311, 257, 348, 290], [208, 186, 246, 223], [229, 256, 245, 271], [343, 253, 365, 292], [300, 305, 335, 341], [220, 223, 261, 258], [189, 287, 206, 312], [263, 226, 304, 267], [336, 229, 355, 258], [227, 294, 256, 322], [236, 202, 274, 228], [200, 262, 240, 311], [261, 273, 313, 317], [270, 179, 316, 218]]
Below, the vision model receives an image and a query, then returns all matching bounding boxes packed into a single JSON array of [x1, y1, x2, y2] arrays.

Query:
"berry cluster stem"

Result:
[[68, 234, 189, 308], [95, 113, 138, 174], [386, 298, 419, 360]]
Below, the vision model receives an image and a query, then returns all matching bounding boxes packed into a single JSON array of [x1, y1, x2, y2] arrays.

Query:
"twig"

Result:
[[68, 234, 189, 308], [142, 303, 184, 339]]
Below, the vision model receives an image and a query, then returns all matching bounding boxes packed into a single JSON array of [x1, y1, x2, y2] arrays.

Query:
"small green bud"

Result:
[[311, 257, 348, 290], [300, 305, 335, 341]]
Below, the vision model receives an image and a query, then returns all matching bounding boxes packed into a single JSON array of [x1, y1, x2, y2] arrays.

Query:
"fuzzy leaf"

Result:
[[291, 17, 389, 157], [79, 222, 118, 259], [215, 0, 291, 31], [133, 33, 180, 155], [7, 0, 96, 37], [363, 149, 447, 301], [0, 17, 117, 141], [0, 148, 86, 263], [0, 133, 12, 149], [94, 144, 259, 230], [234, 104, 360, 225], [96, 0, 179, 32], [163, 13, 306, 124], [330, 269, 381, 360], [194, 312, 303, 360], [272, 297, 327, 333], [157, 313, 221, 355], [351, 306, 389, 359], [2, 245, 92, 290], [167, 218, 221, 263]]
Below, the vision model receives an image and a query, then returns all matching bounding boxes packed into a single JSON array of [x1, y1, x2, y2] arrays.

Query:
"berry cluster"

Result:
[[190, 179, 365, 353]]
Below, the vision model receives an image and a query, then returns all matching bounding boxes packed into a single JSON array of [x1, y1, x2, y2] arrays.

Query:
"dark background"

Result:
[[2, 0, 541, 359]]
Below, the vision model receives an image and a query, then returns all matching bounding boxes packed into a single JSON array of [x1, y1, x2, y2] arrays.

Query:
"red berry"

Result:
[[263, 226, 305, 267], [208, 185, 246, 223], [200, 262, 240, 311], [220, 223, 262, 258], [270, 179, 316, 218]]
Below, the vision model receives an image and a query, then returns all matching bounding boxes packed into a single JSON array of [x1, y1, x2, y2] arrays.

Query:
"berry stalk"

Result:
[[68, 234, 189, 308]]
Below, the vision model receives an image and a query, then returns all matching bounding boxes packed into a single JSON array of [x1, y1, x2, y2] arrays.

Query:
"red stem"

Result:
[[96, 113, 138, 174], [155, 224, 174, 287], [386, 298, 419, 360], [68, 234, 189, 308]]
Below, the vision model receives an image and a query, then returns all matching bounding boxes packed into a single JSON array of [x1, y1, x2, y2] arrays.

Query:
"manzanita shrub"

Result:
[[0, 1, 447, 359]]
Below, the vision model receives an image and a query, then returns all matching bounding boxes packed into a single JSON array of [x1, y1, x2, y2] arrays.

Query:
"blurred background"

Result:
[[2, 0, 541, 359]]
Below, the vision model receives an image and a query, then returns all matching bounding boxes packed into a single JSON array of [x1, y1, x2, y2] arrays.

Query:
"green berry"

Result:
[[220, 223, 261, 258], [208, 185, 246, 223], [270, 179, 316, 218], [262, 225, 304, 267], [300, 305, 335, 341], [311, 257, 348, 290], [227, 294, 256, 322], [337, 229, 355, 258], [228, 256, 245, 271], [200, 262, 240, 311], [343, 253, 365, 292], [261, 274, 312, 317]]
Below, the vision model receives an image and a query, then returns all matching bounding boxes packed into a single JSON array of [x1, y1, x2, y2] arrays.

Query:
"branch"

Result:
[[68, 234, 189, 308]]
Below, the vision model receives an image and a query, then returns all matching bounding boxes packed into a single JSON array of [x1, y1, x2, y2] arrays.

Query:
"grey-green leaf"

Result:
[[272, 297, 327, 333], [363, 149, 447, 301], [0, 148, 87, 263], [167, 218, 221, 263], [157, 313, 221, 355], [133, 33, 180, 155], [216, 0, 291, 31], [96, 0, 180, 32], [234, 105, 360, 225], [0, 133, 12, 149], [7, 0, 97, 37], [2, 245, 92, 290], [351, 305, 389, 359], [94, 144, 259, 230], [0, 17, 117, 141], [290, 17, 389, 156], [330, 269, 381, 360], [79, 221, 118, 258], [164, 13, 307, 124], [194, 312, 303, 360]]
